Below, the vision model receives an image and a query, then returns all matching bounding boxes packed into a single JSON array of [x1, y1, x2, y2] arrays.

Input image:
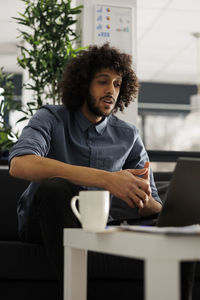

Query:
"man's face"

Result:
[[82, 68, 122, 124]]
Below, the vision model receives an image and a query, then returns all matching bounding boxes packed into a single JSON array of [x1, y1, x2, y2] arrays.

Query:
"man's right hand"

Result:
[[107, 167, 151, 209]]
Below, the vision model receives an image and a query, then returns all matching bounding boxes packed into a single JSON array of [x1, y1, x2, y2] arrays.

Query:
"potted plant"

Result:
[[13, 0, 84, 122]]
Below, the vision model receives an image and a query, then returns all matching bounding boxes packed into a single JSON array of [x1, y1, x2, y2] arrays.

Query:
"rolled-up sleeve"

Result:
[[9, 108, 54, 164]]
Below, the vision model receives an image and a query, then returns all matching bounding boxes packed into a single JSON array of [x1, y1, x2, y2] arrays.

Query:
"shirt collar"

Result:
[[95, 116, 108, 134], [75, 111, 108, 135]]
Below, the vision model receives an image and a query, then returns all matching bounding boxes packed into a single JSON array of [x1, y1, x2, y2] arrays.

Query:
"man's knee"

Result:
[[34, 177, 81, 228], [36, 177, 79, 200], [37, 177, 73, 194], [34, 177, 78, 211]]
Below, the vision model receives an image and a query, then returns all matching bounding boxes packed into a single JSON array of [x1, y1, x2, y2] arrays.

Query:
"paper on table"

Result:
[[117, 224, 200, 235], [92, 224, 200, 235]]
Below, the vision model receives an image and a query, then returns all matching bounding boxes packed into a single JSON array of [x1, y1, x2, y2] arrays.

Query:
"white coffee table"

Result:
[[63, 228, 200, 300]]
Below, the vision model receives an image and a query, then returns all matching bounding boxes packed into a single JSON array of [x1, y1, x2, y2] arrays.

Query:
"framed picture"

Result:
[[94, 4, 133, 55]]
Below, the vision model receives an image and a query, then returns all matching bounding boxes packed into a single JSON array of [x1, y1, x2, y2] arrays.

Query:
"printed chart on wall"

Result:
[[94, 5, 133, 55]]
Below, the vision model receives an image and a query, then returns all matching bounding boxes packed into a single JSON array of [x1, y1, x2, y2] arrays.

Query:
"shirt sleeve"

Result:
[[123, 129, 162, 205], [9, 107, 55, 164]]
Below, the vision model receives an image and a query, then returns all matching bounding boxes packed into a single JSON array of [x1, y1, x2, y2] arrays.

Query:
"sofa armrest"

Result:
[[0, 168, 29, 240]]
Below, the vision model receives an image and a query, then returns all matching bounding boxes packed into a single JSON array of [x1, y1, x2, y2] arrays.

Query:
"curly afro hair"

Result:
[[60, 43, 139, 113]]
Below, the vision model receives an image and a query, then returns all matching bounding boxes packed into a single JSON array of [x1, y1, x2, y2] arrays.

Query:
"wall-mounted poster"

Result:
[[94, 4, 132, 55]]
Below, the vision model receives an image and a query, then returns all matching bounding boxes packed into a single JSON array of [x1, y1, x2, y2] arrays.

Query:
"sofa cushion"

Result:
[[0, 241, 56, 280], [0, 280, 59, 300], [0, 168, 29, 240], [0, 240, 143, 281]]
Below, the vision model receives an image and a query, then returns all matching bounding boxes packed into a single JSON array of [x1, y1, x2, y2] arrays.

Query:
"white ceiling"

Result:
[[1, 0, 200, 85], [137, 0, 200, 84]]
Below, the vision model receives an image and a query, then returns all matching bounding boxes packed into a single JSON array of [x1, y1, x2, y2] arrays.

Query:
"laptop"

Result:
[[156, 157, 200, 227], [109, 157, 200, 229]]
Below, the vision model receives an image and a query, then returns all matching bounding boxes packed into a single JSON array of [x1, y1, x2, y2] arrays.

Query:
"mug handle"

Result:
[[71, 196, 81, 223]]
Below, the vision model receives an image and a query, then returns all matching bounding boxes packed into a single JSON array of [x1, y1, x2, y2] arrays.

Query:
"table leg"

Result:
[[145, 259, 180, 300], [64, 246, 87, 300]]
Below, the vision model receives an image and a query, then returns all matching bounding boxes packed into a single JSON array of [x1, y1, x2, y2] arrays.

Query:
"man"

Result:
[[9, 43, 192, 299]]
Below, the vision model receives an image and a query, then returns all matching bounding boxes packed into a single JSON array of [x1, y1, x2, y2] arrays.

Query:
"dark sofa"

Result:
[[0, 167, 59, 300], [0, 162, 200, 300]]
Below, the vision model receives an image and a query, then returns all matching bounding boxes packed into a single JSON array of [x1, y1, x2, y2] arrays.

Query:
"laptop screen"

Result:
[[157, 157, 200, 227]]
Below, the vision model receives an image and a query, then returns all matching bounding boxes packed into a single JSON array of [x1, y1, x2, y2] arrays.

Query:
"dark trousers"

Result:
[[19, 177, 195, 300]]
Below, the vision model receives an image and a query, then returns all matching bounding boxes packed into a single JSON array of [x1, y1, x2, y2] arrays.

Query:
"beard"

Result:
[[86, 93, 115, 117]]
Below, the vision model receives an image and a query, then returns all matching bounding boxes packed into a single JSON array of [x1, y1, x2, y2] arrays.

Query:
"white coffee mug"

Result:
[[71, 190, 110, 232]]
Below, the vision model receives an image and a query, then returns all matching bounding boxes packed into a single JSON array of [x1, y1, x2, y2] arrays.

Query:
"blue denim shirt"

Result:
[[9, 105, 161, 231]]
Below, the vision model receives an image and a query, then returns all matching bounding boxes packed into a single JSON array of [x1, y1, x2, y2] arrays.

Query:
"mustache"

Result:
[[100, 95, 115, 102]]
